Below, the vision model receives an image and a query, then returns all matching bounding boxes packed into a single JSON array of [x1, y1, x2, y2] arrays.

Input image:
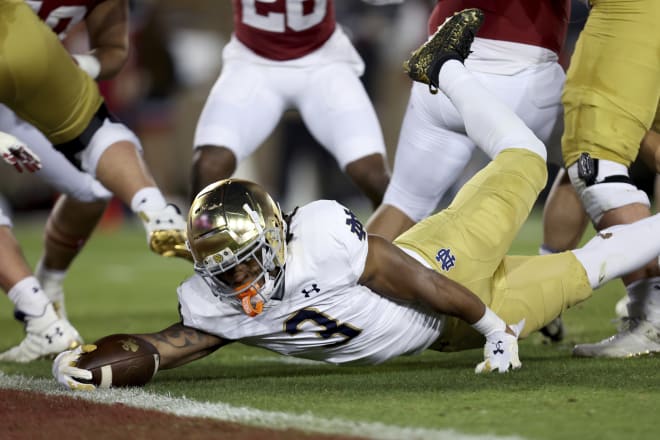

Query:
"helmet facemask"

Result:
[[188, 180, 287, 317]]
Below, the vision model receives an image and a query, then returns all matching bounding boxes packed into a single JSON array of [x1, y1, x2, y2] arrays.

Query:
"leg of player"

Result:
[[0, 219, 81, 362], [190, 145, 237, 198], [561, 0, 660, 357], [541, 169, 590, 254], [344, 153, 390, 208], [570, 213, 660, 357], [34, 195, 108, 319], [537, 168, 591, 341], [90, 139, 189, 260]]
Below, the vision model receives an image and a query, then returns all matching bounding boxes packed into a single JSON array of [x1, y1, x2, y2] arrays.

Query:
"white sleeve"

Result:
[[297, 200, 369, 286], [176, 275, 214, 329]]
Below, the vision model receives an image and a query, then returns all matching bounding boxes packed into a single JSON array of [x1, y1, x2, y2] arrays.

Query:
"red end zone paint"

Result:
[[0, 389, 363, 440]]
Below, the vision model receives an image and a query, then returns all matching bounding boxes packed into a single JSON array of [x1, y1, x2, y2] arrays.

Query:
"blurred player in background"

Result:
[[555, 0, 660, 357], [366, 0, 568, 241], [191, 0, 391, 207], [1, 133, 81, 363], [0, 0, 188, 362]]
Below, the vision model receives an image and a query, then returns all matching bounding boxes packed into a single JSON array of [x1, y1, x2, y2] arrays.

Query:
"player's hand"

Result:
[[52, 344, 97, 391], [0, 132, 41, 173], [475, 319, 525, 374]]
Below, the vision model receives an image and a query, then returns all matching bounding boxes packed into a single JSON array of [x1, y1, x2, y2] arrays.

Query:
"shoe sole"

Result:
[[403, 8, 484, 90]]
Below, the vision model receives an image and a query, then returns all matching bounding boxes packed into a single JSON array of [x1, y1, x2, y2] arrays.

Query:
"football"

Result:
[[75, 334, 160, 388]]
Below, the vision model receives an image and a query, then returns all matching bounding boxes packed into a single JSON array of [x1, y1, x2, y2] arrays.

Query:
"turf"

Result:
[[1, 211, 659, 440]]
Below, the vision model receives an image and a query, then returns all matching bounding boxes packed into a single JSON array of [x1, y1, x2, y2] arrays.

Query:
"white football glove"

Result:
[[71, 54, 101, 80], [52, 344, 97, 391], [0, 132, 41, 173], [475, 319, 525, 374]]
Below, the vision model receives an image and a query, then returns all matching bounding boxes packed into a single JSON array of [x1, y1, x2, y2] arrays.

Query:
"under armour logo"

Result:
[[435, 248, 456, 271], [344, 209, 366, 241], [302, 284, 320, 298], [493, 340, 504, 355], [45, 326, 64, 345]]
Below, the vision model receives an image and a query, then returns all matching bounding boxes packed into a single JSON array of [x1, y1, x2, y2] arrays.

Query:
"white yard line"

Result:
[[0, 372, 524, 440]]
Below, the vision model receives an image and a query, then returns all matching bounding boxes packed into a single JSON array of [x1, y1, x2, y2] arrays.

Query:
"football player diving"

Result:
[[54, 9, 660, 389]]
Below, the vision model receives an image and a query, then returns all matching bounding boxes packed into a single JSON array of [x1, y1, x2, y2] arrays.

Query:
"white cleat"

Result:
[[573, 319, 660, 358], [0, 304, 82, 363], [138, 204, 192, 261]]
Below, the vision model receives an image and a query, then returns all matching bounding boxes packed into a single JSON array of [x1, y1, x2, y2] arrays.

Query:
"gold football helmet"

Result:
[[187, 179, 287, 316]]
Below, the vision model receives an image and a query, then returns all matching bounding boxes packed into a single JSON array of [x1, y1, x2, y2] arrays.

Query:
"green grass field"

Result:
[[1, 211, 658, 440]]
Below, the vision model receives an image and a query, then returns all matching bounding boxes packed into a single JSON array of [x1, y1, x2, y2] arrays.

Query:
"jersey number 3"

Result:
[[285, 308, 361, 347], [241, 0, 327, 32]]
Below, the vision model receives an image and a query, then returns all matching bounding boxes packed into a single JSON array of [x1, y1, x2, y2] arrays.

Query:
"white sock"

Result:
[[8, 276, 50, 317], [35, 259, 66, 300], [572, 214, 660, 289], [437, 60, 546, 161], [130, 187, 167, 213]]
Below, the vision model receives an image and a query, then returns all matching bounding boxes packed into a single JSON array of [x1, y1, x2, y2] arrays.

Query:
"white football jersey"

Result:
[[178, 200, 444, 365]]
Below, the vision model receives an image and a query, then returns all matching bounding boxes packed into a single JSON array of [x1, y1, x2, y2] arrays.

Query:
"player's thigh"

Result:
[[489, 253, 592, 338], [395, 149, 547, 283], [478, 64, 564, 146], [434, 253, 592, 351], [298, 64, 385, 169], [193, 62, 286, 162], [562, 0, 660, 166], [0, 1, 101, 144], [383, 89, 475, 222]]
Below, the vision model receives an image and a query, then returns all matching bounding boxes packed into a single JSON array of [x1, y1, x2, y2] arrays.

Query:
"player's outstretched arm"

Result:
[[360, 234, 487, 324], [360, 234, 522, 373], [53, 323, 230, 390], [136, 322, 230, 370]]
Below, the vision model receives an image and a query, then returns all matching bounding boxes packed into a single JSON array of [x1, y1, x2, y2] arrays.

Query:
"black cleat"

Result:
[[540, 316, 565, 343], [403, 8, 484, 94]]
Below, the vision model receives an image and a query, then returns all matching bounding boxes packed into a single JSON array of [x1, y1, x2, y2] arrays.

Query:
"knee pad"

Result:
[[567, 155, 650, 225]]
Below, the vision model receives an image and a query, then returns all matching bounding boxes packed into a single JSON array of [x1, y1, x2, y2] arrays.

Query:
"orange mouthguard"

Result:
[[237, 283, 263, 317]]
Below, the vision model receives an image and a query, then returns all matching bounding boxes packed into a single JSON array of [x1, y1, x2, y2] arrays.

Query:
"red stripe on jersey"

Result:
[[232, 0, 336, 61], [429, 0, 570, 55], [27, 0, 104, 36]]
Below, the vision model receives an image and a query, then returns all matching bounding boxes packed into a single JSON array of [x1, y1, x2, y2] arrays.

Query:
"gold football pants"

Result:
[[395, 149, 592, 351], [0, 0, 103, 145], [562, 0, 660, 167]]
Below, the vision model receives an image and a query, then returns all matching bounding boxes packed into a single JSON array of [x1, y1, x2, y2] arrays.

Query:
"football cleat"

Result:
[[403, 8, 484, 94], [0, 304, 82, 363], [539, 316, 565, 343], [573, 318, 660, 358], [139, 204, 193, 261]]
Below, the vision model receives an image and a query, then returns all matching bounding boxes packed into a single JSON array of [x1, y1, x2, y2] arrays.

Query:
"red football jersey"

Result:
[[232, 0, 336, 61], [429, 0, 570, 55], [26, 0, 103, 36]]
